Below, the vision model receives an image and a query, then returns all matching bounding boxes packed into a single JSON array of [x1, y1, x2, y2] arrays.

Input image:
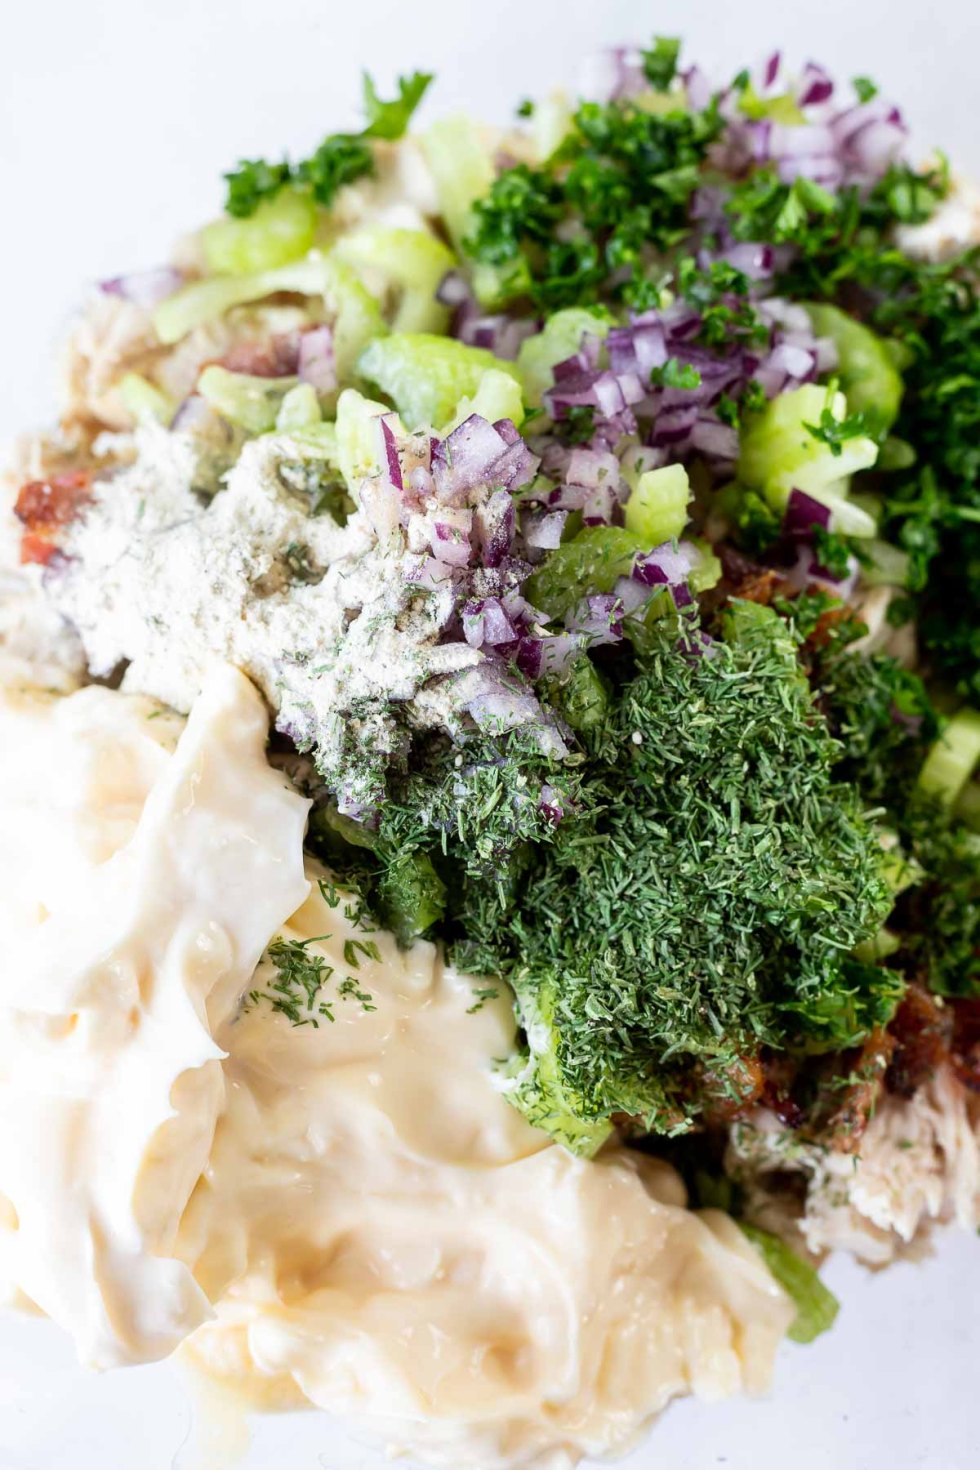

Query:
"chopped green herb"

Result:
[[641, 36, 682, 92], [223, 70, 432, 216], [649, 356, 702, 390], [804, 405, 870, 456]]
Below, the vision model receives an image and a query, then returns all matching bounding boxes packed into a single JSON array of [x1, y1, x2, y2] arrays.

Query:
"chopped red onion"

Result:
[[632, 540, 698, 588], [468, 686, 546, 734], [379, 414, 404, 491], [582, 483, 620, 526], [297, 325, 337, 396], [797, 61, 834, 108], [462, 597, 517, 648], [783, 488, 833, 539], [436, 270, 472, 307], [523, 509, 567, 551], [566, 593, 624, 645], [430, 508, 474, 567], [538, 783, 566, 824], [473, 489, 516, 567]]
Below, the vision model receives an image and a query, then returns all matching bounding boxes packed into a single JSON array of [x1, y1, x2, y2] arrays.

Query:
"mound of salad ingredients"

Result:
[[3, 36, 980, 1395]]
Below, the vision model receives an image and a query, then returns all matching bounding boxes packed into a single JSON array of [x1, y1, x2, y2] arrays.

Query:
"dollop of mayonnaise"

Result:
[[0, 669, 792, 1468], [0, 667, 309, 1367]]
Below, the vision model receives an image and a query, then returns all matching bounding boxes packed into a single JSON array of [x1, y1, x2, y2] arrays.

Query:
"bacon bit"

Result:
[[803, 603, 851, 653], [886, 983, 952, 1098], [218, 332, 301, 378], [15, 471, 91, 566], [19, 533, 62, 567], [699, 1051, 765, 1124], [950, 999, 980, 1093], [823, 1028, 896, 1153], [15, 471, 91, 533], [761, 1051, 805, 1129]]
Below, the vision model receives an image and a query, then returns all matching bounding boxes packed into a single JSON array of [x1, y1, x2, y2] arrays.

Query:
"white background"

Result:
[[1, 1, 979, 1467]]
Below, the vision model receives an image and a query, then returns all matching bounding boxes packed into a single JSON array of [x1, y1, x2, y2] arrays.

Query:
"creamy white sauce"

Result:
[[0, 668, 309, 1366], [0, 670, 791, 1467]]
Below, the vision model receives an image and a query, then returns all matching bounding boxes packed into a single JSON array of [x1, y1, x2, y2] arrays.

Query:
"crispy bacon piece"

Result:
[[802, 602, 852, 653], [699, 1051, 766, 1125], [14, 471, 91, 566], [950, 999, 980, 1093], [714, 546, 786, 608], [19, 533, 63, 567], [822, 1028, 896, 1153], [14, 471, 91, 532], [760, 1051, 805, 1129], [886, 983, 952, 1098]]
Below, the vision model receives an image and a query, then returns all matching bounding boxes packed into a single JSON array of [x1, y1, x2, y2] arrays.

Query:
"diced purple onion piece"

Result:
[[297, 324, 337, 396], [632, 540, 698, 588], [783, 488, 833, 540], [523, 510, 567, 550], [798, 61, 834, 108]]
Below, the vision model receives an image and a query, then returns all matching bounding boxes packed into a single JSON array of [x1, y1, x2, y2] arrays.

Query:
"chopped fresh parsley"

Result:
[[641, 36, 681, 92], [804, 405, 870, 456], [361, 70, 433, 139], [649, 357, 702, 390], [223, 70, 432, 216], [466, 91, 722, 309]]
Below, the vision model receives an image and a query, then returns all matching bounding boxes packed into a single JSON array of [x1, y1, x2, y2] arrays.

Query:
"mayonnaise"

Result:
[[0, 667, 309, 1367], [0, 669, 791, 1468]]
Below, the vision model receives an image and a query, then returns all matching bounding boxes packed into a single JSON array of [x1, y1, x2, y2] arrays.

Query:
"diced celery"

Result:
[[503, 978, 614, 1157], [877, 436, 916, 471], [335, 388, 405, 489], [357, 333, 520, 429], [308, 804, 379, 858], [738, 85, 807, 125], [333, 225, 457, 334], [377, 852, 447, 943], [918, 708, 980, 807], [545, 657, 610, 732], [286, 420, 340, 462], [201, 189, 318, 276], [324, 257, 387, 383], [623, 589, 674, 655], [852, 927, 902, 964], [738, 1223, 839, 1344], [956, 781, 980, 832], [805, 302, 903, 437], [421, 115, 495, 255], [518, 308, 612, 407], [443, 367, 525, 433], [877, 835, 924, 897], [624, 464, 691, 544], [198, 366, 297, 434], [532, 92, 573, 160], [117, 372, 174, 425], [153, 254, 385, 386], [689, 538, 723, 593], [525, 525, 642, 619], [738, 384, 879, 534], [859, 538, 911, 588], [811, 490, 878, 538], [472, 258, 532, 310], [276, 382, 322, 432]]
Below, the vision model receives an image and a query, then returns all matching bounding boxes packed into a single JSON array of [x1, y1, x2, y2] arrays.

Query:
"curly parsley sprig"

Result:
[[223, 70, 432, 217]]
